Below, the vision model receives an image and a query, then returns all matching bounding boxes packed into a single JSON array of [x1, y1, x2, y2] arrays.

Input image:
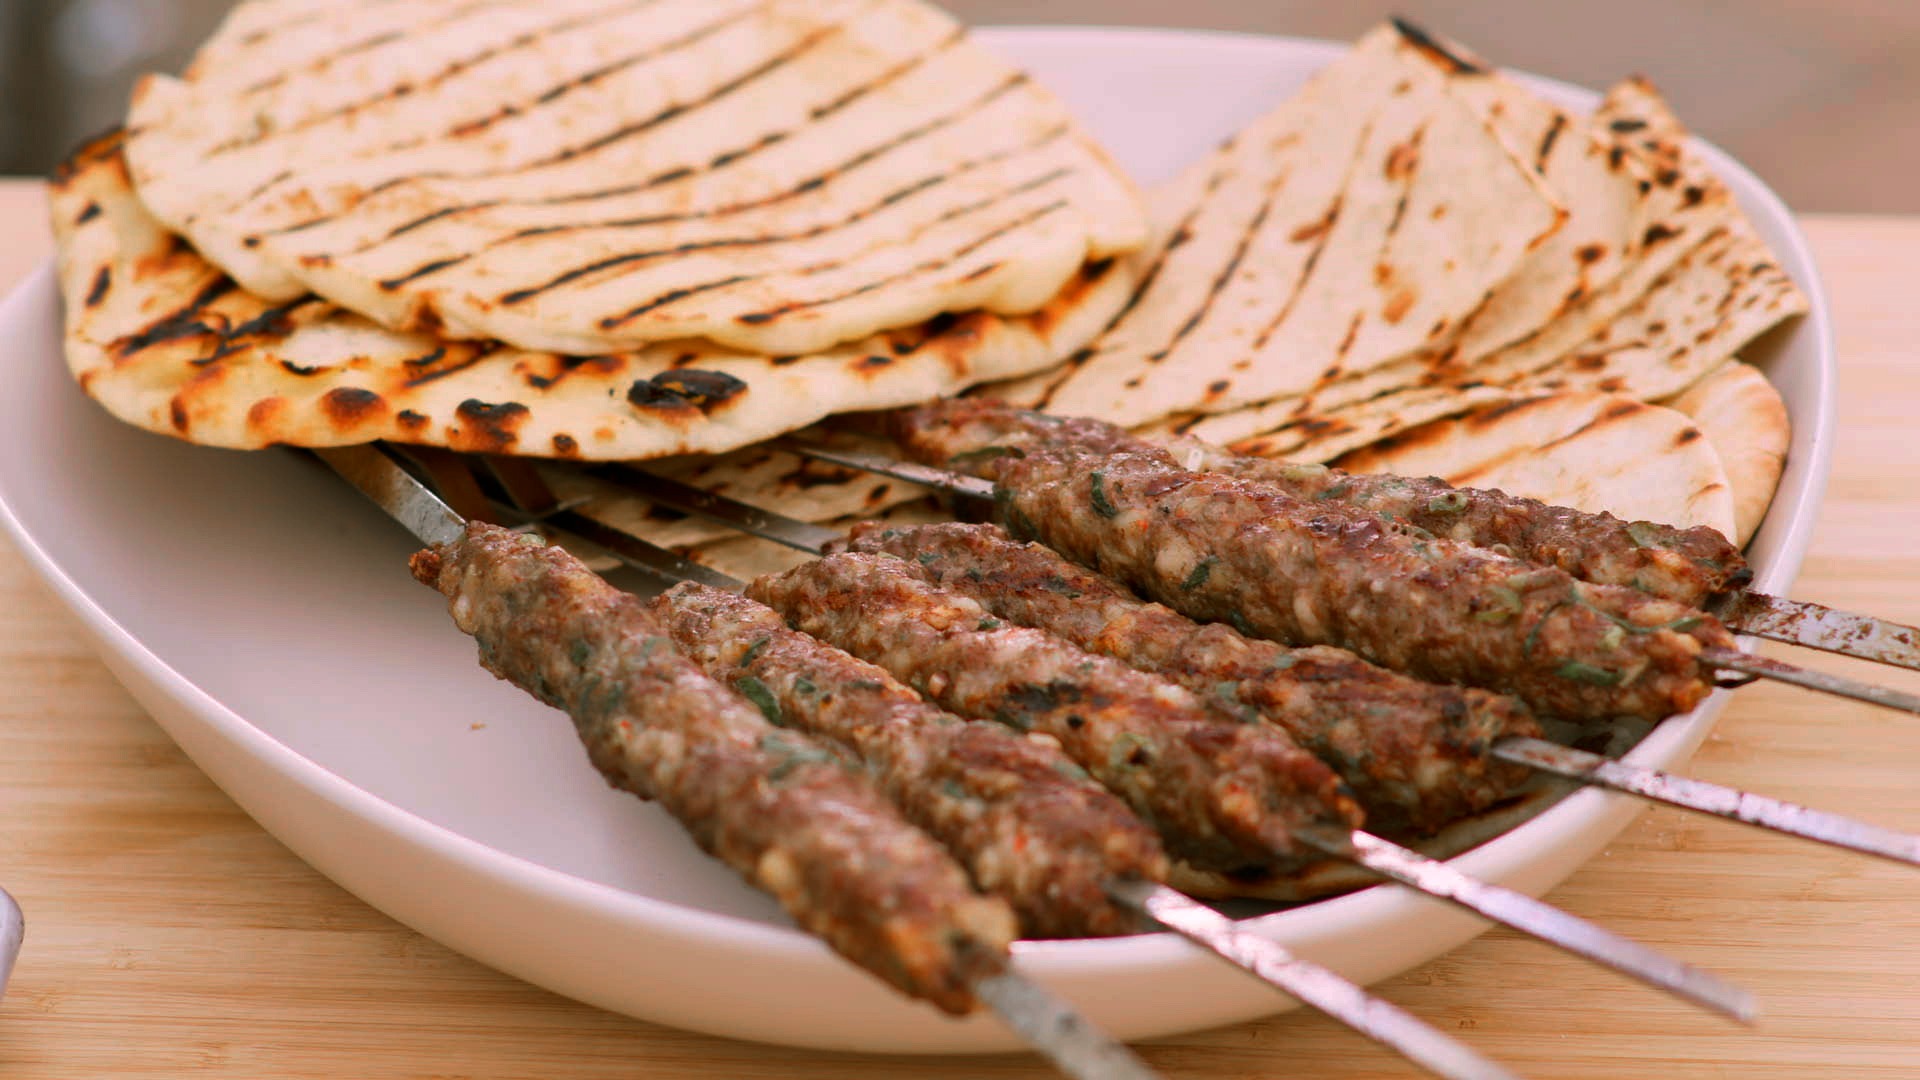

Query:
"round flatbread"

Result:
[[120, 0, 1146, 356], [1333, 391, 1738, 540], [51, 132, 1133, 460], [1667, 361, 1789, 545]]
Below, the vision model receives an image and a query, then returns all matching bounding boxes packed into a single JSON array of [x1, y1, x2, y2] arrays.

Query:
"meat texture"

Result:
[[653, 582, 1168, 938], [748, 551, 1364, 874], [842, 520, 1541, 835], [411, 522, 1014, 1013]]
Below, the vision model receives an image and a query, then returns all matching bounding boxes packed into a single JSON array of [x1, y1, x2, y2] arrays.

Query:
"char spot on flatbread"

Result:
[[396, 409, 429, 432], [551, 433, 579, 457], [85, 267, 111, 306], [322, 386, 387, 425], [452, 398, 531, 450], [1388, 16, 1486, 74]]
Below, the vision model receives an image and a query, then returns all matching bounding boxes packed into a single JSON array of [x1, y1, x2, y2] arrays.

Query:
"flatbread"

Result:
[[537, 426, 930, 550], [51, 133, 1132, 459], [1668, 361, 1788, 545], [1029, 22, 1563, 427], [1221, 217, 1805, 464], [1165, 72, 1746, 453], [121, 0, 1147, 356], [1334, 392, 1738, 540], [680, 497, 951, 581]]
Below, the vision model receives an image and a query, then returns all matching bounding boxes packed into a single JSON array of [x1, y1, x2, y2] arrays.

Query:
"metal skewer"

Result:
[[572, 459, 1753, 1022], [316, 445, 1164, 1080], [782, 441, 1920, 721], [1713, 592, 1920, 674]]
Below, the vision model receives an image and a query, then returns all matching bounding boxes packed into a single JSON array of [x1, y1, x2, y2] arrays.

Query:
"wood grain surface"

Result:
[[0, 179, 1914, 1078]]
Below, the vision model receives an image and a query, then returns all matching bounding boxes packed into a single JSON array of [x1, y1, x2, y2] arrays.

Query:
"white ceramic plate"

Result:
[[0, 26, 1833, 1054]]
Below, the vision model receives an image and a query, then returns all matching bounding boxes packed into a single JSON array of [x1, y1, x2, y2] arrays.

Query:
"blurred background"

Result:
[[0, 0, 1914, 210]]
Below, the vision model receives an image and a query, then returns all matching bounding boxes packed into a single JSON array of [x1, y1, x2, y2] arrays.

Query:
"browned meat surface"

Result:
[[894, 398, 1750, 607], [922, 435, 1734, 723], [748, 552, 1364, 874], [1195, 458, 1749, 608], [410, 523, 1014, 1013], [653, 583, 1168, 939], [842, 521, 1541, 836]]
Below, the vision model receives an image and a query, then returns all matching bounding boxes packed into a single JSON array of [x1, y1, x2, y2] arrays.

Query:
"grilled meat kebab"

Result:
[[840, 520, 1540, 836], [411, 522, 1015, 1013], [899, 399, 1749, 608], [894, 403, 1736, 722], [653, 583, 1169, 939], [748, 551, 1365, 874]]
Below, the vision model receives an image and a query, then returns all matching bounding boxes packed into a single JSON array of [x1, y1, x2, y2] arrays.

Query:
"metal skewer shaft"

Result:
[[1118, 881, 1521, 1080], [1715, 592, 1920, 674], [553, 459, 1751, 1021], [784, 441, 1920, 719], [1493, 738, 1920, 868], [312, 445, 1161, 1080]]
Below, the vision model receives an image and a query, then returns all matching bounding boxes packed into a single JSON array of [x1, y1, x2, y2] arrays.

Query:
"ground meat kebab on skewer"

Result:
[[409, 522, 1015, 1015], [746, 552, 1366, 874], [892, 404, 1737, 723], [895, 399, 1750, 608], [652, 583, 1169, 939], [839, 520, 1541, 837]]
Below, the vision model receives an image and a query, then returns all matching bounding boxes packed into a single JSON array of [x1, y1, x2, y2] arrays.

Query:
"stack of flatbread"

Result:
[[48, 0, 1148, 563], [999, 23, 1805, 548]]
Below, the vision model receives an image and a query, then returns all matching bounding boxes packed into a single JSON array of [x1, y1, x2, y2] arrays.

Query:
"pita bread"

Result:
[[1165, 72, 1745, 453], [121, 0, 1147, 356], [680, 497, 950, 581], [537, 427, 930, 550], [1333, 392, 1737, 540], [1030, 23, 1563, 428], [50, 133, 1132, 459], [1668, 361, 1788, 545], [1221, 217, 1804, 463]]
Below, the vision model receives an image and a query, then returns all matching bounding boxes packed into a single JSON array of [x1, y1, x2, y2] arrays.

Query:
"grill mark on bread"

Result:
[[1034, 157, 1235, 409], [1534, 113, 1566, 171], [246, 2, 783, 230], [726, 197, 1069, 328], [482, 129, 1071, 303], [84, 267, 111, 307], [509, 165, 1071, 327], [242, 0, 512, 96], [1143, 165, 1292, 368], [111, 278, 237, 357], [210, 0, 666, 159], [354, 28, 970, 254]]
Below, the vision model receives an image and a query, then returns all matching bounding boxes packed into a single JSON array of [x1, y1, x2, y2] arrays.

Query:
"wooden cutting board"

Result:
[[0, 180, 1915, 1078]]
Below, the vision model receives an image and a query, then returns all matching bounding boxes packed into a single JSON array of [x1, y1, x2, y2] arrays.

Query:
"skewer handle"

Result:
[[1493, 737, 1920, 867], [1296, 828, 1757, 1024], [1117, 882, 1520, 1080]]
